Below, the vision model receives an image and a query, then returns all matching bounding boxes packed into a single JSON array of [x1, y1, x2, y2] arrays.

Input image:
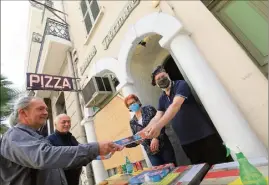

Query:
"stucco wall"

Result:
[[63, 1, 158, 85], [26, 0, 267, 147], [163, 1, 268, 146], [94, 96, 144, 170], [63, 0, 267, 146]]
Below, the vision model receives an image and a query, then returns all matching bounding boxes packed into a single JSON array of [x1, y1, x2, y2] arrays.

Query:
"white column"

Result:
[[118, 81, 153, 168], [165, 33, 267, 158], [81, 108, 108, 184], [117, 81, 138, 97]]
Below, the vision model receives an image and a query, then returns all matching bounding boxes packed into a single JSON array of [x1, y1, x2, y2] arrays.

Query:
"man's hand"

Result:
[[98, 141, 124, 156], [150, 138, 159, 152], [144, 123, 163, 139]]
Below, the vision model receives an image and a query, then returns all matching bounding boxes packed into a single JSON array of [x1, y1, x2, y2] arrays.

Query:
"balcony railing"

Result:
[[35, 18, 70, 73], [29, 0, 54, 10]]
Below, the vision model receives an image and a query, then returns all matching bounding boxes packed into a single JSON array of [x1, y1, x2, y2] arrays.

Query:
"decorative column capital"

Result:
[[116, 78, 134, 92], [81, 106, 96, 126], [159, 28, 192, 49], [81, 117, 94, 126]]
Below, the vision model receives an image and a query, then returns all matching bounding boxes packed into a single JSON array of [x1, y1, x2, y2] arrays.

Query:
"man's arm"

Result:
[[146, 106, 165, 141], [145, 96, 186, 138], [157, 96, 185, 128], [147, 111, 164, 128], [1, 129, 99, 170], [157, 81, 190, 128]]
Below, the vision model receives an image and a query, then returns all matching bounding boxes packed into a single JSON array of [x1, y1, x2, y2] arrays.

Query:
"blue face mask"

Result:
[[129, 103, 140, 112]]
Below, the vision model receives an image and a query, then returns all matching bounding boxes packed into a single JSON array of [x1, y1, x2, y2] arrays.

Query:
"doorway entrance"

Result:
[[163, 55, 221, 132], [163, 56, 184, 81], [128, 31, 233, 165], [163, 55, 225, 149]]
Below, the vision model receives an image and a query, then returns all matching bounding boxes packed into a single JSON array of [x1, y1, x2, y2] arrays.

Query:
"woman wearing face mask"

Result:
[[124, 94, 176, 166]]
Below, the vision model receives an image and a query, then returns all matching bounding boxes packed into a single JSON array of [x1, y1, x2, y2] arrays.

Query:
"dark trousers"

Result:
[[182, 134, 233, 166], [148, 138, 177, 166]]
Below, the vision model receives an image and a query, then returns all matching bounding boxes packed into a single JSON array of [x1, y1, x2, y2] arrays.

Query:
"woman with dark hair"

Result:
[[124, 94, 176, 166]]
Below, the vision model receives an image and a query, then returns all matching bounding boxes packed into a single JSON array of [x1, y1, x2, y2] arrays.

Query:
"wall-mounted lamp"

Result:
[[138, 40, 147, 47]]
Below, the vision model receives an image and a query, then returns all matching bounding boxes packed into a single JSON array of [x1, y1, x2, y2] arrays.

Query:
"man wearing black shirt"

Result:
[[144, 66, 233, 165]]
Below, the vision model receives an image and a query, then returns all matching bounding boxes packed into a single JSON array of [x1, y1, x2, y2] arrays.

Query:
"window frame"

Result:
[[80, 0, 100, 35], [208, 0, 268, 76]]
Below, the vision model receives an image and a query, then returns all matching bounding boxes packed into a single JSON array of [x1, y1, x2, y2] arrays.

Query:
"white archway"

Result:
[[118, 12, 183, 81], [94, 57, 122, 80], [117, 12, 267, 159], [93, 57, 135, 93]]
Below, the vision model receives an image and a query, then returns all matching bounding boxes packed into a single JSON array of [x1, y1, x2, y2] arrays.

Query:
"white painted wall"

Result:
[[27, 0, 268, 148], [165, 1, 268, 147]]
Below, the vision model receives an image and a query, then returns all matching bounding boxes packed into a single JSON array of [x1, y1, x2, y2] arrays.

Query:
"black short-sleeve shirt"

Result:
[[158, 80, 215, 145]]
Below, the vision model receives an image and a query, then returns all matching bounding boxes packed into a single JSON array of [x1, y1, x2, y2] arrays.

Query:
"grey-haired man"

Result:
[[0, 96, 122, 185]]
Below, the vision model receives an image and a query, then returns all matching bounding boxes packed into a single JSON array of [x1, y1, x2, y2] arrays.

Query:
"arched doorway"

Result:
[[163, 55, 224, 145], [163, 56, 184, 81], [117, 12, 266, 159], [126, 34, 190, 165]]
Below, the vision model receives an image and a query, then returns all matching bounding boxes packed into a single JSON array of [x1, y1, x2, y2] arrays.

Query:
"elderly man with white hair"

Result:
[[47, 113, 82, 185]]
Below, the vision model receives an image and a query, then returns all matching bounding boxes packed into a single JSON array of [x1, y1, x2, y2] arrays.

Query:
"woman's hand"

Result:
[[150, 138, 159, 152]]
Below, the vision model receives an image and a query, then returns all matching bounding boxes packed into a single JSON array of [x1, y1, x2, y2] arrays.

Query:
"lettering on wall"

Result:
[[102, 0, 140, 50], [26, 73, 75, 91], [80, 46, 97, 75]]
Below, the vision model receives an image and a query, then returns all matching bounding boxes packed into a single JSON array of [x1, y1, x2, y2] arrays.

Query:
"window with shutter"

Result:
[[91, 0, 100, 20], [85, 13, 92, 33], [205, 1, 269, 76], [80, 1, 88, 16], [80, 0, 100, 34]]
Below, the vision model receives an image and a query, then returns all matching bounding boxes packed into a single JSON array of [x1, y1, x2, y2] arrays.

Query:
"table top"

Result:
[[99, 157, 269, 185], [201, 157, 268, 185], [100, 163, 209, 185]]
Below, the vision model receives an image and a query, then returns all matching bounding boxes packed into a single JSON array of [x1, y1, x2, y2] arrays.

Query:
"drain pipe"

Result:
[[66, 52, 87, 142], [67, 52, 95, 185]]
